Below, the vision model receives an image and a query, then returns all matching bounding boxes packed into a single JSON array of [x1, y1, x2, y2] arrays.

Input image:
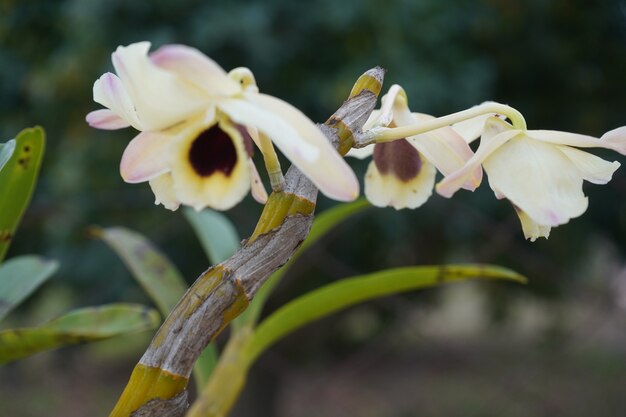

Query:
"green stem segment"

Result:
[[365, 102, 527, 145], [249, 191, 315, 241]]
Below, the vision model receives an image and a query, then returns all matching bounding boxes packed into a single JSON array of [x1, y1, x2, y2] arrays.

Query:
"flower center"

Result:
[[373, 139, 422, 182], [188, 125, 238, 177]]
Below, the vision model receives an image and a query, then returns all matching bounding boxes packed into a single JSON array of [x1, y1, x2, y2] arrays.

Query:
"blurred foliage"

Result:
[[1, 0, 626, 332]]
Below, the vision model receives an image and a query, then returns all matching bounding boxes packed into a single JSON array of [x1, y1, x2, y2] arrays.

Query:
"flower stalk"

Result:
[[358, 101, 527, 146], [254, 131, 286, 191]]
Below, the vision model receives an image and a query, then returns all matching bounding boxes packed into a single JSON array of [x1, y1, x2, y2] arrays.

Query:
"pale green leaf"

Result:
[[244, 264, 526, 363], [0, 255, 59, 322], [0, 303, 160, 364], [0, 127, 46, 262], [94, 226, 188, 315], [184, 207, 240, 264]]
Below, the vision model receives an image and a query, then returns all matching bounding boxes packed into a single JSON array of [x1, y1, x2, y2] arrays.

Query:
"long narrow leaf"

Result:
[[184, 208, 240, 264], [0, 127, 46, 262], [244, 264, 526, 362], [234, 199, 370, 329], [94, 227, 188, 315], [0, 303, 160, 364], [0, 255, 59, 322]]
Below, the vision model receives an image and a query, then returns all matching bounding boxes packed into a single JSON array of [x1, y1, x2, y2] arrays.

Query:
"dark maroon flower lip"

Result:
[[373, 139, 422, 182], [188, 125, 239, 177]]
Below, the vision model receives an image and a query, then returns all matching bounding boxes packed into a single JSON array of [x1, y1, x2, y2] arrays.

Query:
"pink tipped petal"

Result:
[[93, 72, 142, 129], [436, 119, 520, 198], [530, 129, 626, 155], [111, 42, 209, 130], [557, 146, 621, 185], [120, 131, 173, 183], [219, 94, 359, 201], [150, 44, 241, 96], [85, 109, 131, 130], [600, 126, 626, 154], [483, 136, 588, 227], [249, 158, 268, 204]]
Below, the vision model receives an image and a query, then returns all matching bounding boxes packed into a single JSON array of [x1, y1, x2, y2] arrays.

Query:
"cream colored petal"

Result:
[[86, 109, 131, 130], [219, 94, 359, 201], [149, 173, 181, 211], [249, 158, 268, 204], [372, 85, 405, 128], [601, 126, 626, 153], [529, 129, 626, 155], [228, 67, 259, 94], [557, 146, 620, 185], [150, 44, 241, 96], [111, 42, 209, 130], [364, 155, 436, 210], [514, 207, 551, 242], [169, 118, 251, 211], [436, 117, 520, 198], [346, 145, 374, 160], [483, 136, 588, 227], [387, 98, 480, 190], [120, 130, 175, 183], [400, 112, 481, 189], [451, 113, 495, 143], [92, 72, 143, 130]]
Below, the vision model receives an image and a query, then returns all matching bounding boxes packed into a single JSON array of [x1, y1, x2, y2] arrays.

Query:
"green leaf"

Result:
[[0, 127, 46, 263], [184, 207, 240, 264], [234, 199, 370, 329], [0, 139, 16, 171], [0, 303, 160, 364], [243, 264, 526, 363], [94, 226, 188, 315], [0, 255, 59, 322]]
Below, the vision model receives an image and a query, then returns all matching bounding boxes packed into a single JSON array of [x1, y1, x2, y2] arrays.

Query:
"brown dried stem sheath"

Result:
[[108, 67, 384, 417]]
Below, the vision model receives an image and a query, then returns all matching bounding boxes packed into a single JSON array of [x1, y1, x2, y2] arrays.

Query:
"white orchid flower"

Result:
[[438, 116, 626, 241], [347, 85, 480, 209], [86, 42, 358, 211]]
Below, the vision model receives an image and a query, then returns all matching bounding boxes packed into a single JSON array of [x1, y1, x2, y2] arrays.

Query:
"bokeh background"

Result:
[[2, 0, 626, 416]]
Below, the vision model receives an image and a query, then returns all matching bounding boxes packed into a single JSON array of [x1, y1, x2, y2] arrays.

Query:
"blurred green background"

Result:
[[2, 0, 626, 416]]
